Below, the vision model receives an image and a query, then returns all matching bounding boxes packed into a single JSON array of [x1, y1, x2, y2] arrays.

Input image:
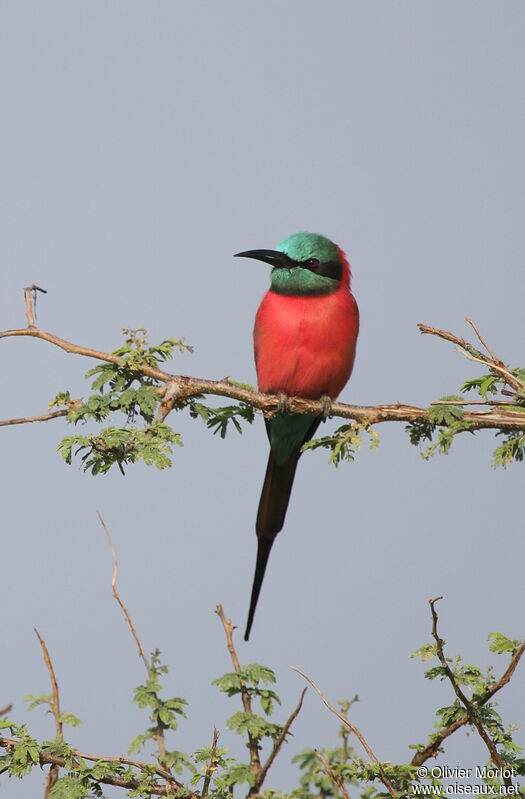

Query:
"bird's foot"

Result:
[[276, 392, 290, 414], [319, 394, 333, 420]]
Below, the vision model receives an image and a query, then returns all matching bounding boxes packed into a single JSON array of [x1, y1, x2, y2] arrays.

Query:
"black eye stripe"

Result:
[[297, 259, 342, 280]]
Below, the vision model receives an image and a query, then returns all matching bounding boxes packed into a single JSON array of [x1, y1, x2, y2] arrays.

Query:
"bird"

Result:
[[235, 232, 359, 640]]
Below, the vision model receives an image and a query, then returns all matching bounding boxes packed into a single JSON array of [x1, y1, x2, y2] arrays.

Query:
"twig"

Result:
[[256, 687, 307, 789], [97, 512, 150, 675], [0, 409, 72, 427], [458, 348, 523, 394], [70, 749, 178, 784], [97, 511, 172, 779], [466, 317, 499, 363], [215, 605, 261, 775], [0, 326, 170, 381], [33, 629, 62, 738], [411, 637, 525, 766], [0, 704, 12, 716], [315, 748, 352, 799], [290, 666, 398, 799], [97, 513, 173, 778], [430, 399, 521, 407], [24, 285, 47, 327], [419, 322, 524, 393], [0, 736, 187, 796], [215, 605, 307, 794], [33, 629, 62, 797], [340, 696, 359, 762], [201, 728, 219, 798], [481, 641, 525, 702], [428, 598, 511, 787]]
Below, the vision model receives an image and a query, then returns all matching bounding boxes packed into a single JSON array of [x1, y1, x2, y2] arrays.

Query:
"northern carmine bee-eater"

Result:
[[235, 232, 359, 640]]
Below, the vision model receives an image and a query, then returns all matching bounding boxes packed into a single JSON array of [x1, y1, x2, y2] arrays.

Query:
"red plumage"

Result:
[[254, 251, 359, 398]]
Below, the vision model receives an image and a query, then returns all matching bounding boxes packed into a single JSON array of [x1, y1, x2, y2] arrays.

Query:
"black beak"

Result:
[[234, 249, 294, 269]]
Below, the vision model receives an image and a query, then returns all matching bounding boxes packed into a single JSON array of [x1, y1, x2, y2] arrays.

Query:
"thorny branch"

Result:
[[410, 635, 525, 766], [215, 605, 261, 776], [428, 598, 512, 788], [1, 599, 523, 795], [340, 696, 359, 762], [1, 315, 525, 433], [97, 512, 150, 675], [0, 409, 72, 427], [98, 512, 173, 778], [34, 628, 62, 798], [215, 604, 307, 796], [256, 687, 308, 789], [315, 748, 352, 799], [0, 737, 184, 796], [290, 666, 398, 799], [418, 322, 525, 394], [201, 727, 219, 799]]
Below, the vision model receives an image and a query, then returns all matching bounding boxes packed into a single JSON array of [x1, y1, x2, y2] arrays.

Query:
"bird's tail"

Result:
[[244, 451, 300, 640]]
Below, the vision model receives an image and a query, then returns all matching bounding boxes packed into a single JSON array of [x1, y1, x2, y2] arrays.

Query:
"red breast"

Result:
[[254, 258, 359, 399]]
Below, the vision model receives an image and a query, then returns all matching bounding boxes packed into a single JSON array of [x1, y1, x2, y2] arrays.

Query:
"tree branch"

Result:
[[0, 737, 186, 796], [215, 605, 261, 775], [289, 666, 398, 799], [255, 687, 307, 790], [315, 748, 352, 799], [33, 628, 62, 798], [419, 322, 524, 393], [1, 322, 525, 434], [427, 598, 511, 787], [0, 409, 72, 427], [201, 727, 219, 798], [97, 513, 175, 778], [410, 636, 525, 766], [465, 317, 499, 364], [98, 512, 150, 675]]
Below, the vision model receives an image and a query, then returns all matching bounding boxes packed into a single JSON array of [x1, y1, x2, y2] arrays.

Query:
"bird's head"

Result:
[[235, 231, 349, 296]]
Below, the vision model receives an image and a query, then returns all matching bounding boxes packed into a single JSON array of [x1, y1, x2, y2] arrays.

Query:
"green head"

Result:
[[235, 231, 346, 296]]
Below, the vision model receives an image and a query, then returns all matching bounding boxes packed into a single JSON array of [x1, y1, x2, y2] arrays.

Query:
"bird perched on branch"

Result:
[[235, 232, 359, 639]]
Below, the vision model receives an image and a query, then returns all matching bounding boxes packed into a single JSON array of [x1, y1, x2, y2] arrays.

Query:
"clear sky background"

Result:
[[1, 2, 524, 796]]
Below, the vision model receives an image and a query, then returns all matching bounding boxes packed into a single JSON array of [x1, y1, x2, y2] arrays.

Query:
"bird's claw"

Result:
[[276, 392, 290, 414], [320, 394, 333, 420]]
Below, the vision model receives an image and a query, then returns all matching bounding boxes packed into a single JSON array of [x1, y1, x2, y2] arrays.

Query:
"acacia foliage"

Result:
[[44, 326, 525, 475], [1, 607, 524, 798]]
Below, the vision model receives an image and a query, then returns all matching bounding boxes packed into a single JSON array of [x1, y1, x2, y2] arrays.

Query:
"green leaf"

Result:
[[462, 374, 499, 398], [488, 632, 521, 654], [428, 397, 464, 426], [492, 433, 525, 468], [24, 693, 53, 711], [226, 711, 282, 741], [49, 776, 91, 799], [58, 711, 83, 728], [303, 424, 378, 467], [410, 644, 437, 663]]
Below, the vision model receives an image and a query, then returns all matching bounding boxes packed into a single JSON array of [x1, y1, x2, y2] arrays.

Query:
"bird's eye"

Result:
[[306, 258, 319, 268]]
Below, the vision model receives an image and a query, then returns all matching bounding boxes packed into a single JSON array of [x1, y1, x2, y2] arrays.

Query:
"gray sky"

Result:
[[1, 2, 524, 796]]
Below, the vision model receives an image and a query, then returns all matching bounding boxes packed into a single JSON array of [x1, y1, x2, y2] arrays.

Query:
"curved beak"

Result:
[[234, 249, 294, 269]]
